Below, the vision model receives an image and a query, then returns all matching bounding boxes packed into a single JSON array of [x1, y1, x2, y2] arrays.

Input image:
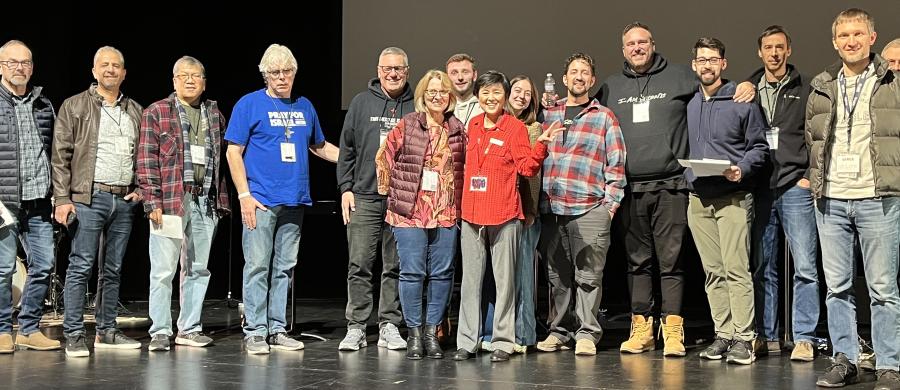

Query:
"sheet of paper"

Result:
[[149, 215, 184, 239], [678, 158, 731, 177], [0, 201, 14, 228]]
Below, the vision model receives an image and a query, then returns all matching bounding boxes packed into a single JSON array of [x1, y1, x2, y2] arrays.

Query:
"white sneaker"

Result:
[[268, 332, 304, 351], [339, 328, 367, 351], [377, 323, 406, 350]]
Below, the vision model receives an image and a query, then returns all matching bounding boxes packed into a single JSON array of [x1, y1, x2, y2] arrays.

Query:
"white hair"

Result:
[[173, 55, 205, 76], [93, 46, 125, 66], [258, 44, 298, 73], [379, 46, 408, 66]]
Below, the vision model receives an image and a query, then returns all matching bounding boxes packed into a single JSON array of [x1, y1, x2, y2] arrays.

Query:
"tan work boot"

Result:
[[620, 314, 655, 353], [0, 333, 14, 354], [660, 315, 686, 357], [790, 340, 815, 362], [575, 339, 596, 356], [536, 334, 570, 352], [16, 331, 62, 351]]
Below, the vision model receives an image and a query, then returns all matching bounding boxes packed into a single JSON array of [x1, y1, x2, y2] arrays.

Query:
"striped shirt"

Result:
[[13, 92, 51, 200], [540, 99, 626, 215]]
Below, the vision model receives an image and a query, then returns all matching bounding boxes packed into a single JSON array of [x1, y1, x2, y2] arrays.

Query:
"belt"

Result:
[[184, 184, 203, 196], [93, 183, 132, 196]]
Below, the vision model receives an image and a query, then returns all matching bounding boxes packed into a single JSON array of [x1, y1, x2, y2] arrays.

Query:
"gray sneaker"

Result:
[[268, 332, 304, 351], [175, 332, 213, 347], [339, 328, 367, 351], [148, 334, 170, 351], [65, 335, 90, 358], [377, 323, 406, 350], [244, 336, 270, 355], [94, 329, 141, 350]]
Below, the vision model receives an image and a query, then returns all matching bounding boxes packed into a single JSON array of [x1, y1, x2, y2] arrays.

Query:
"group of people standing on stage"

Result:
[[0, 6, 898, 390]]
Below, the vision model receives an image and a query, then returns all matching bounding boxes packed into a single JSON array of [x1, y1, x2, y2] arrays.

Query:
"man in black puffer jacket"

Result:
[[0, 40, 60, 353]]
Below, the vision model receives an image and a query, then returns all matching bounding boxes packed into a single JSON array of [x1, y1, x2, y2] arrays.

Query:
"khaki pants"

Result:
[[687, 192, 756, 342]]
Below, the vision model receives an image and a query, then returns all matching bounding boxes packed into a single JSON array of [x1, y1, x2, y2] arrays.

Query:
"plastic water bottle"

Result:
[[544, 73, 557, 106]]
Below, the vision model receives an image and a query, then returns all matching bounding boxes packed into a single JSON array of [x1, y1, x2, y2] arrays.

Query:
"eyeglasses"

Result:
[[0, 60, 33, 69], [624, 40, 653, 49], [378, 65, 408, 75], [265, 68, 295, 78], [175, 73, 205, 81], [424, 90, 450, 99], [694, 57, 723, 65]]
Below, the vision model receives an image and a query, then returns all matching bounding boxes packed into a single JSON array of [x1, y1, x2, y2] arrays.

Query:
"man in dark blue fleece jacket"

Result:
[[336, 47, 414, 352], [685, 37, 768, 366]]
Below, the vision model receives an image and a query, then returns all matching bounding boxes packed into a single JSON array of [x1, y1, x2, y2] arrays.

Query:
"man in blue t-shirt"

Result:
[[225, 43, 338, 355]]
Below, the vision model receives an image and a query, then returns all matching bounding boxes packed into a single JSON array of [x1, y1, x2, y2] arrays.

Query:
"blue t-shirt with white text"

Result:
[[225, 89, 326, 207]]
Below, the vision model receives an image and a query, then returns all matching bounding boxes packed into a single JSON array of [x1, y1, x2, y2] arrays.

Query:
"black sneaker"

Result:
[[148, 334, 170, 351], [65, 335, 90, 358], [816, 353, 858, 388], [95, 329, 141, 350], [875, 369, 900, 390], [726, 340, 755, 365], [699, 337, 732, 360]]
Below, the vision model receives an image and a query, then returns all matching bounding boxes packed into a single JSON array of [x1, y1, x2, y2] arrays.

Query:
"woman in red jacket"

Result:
[[452, 71, 562, 362], [375, 70, 466, 360]]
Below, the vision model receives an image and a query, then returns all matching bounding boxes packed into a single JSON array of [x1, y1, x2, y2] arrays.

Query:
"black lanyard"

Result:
[[838, 67, 870, 148], [633, 74, 652, 100]]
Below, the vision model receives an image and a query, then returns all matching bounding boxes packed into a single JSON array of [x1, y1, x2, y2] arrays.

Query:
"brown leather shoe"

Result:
[[0, 333, 14, 353], [16, 331, 62, 351]]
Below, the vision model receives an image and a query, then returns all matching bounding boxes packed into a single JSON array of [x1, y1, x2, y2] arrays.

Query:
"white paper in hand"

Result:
[[149, 215, 184, 239], [678, 158, 731, 177], [0, 201, 14, 228]]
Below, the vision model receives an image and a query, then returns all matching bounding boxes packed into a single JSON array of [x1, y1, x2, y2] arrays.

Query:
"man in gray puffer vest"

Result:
[[0, 40, 60, 353]]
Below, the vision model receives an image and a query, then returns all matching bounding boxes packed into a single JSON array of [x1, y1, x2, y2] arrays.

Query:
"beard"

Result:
[[699, 72, 719, 86]]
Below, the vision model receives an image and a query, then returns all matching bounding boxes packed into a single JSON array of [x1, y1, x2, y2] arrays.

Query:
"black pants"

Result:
[[617, 189, 688, 316]]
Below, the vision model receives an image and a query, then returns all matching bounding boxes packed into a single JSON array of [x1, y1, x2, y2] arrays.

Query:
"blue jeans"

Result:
[[482, 221, 540, 345], [63, 192, 138, 337], [0, 199, 55, 334], [393, 226, 457, 327], [148, 194, 219, 337], [242, 206, 303, 337], [752, 185, 821, 342], [816, 197, 900, 369]]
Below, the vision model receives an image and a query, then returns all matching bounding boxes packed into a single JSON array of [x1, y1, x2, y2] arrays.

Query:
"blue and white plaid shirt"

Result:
[[13, 91, 51, 201]]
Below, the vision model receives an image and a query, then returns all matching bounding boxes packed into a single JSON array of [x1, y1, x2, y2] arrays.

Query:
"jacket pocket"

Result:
[[160, 133, 178, 156]]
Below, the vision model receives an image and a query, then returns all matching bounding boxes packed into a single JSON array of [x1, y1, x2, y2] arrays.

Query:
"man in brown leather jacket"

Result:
[[51, 46, 144, 358]]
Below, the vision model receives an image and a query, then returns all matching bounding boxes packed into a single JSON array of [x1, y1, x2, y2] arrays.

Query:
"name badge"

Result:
[[469, 176, 488, 192], [489, 138, 504, 146], [281, 142, 296, 163], [380, 127, 390, 147], [765, 127, 779, 150], [632, 101, 650, 123], [836, 154, 859, 178], [114, 136, 132, 155], [421, 169, 438, 191], [190, 145, 206, 165]]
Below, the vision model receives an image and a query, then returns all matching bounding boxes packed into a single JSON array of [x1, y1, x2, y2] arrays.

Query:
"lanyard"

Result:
[[633, 74, 653, 100], [268, 96, 296, 142], [838, 67, 870, 148]]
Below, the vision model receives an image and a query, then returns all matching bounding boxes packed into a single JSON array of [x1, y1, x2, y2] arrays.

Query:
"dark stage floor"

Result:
[[0, 300, 881, 389]]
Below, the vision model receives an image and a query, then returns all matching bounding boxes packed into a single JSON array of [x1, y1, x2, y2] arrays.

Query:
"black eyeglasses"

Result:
[[0, 60, 33, 69], [694, 57, 722, 65]]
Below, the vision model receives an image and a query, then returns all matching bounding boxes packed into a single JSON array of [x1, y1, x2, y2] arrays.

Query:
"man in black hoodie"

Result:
[[336, 47, 414, 352], [746, 25, 820, 362], [596, 23, 755, 358]]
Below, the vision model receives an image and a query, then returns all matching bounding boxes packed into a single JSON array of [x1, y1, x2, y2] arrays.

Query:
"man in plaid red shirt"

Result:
[[535, 53, 627, 356], [137, 56, 231, 352]]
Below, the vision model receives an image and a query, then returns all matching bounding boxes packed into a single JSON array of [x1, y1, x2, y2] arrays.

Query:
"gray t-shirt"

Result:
[[183, 104, 205, 183]]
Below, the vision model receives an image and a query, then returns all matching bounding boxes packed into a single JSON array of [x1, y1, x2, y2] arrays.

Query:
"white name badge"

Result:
[[469, 176, 488, 192], [836, 154, 859, 178], [632, 101, 650, 123], [489, 138, 504, 146], [421, 169, 438, 191], [114, 136, 132, 155], [380, 127, 390, 147], [281, 142, 296, 163], [765, 127, 779, 150], [190, 145, 206, 164]]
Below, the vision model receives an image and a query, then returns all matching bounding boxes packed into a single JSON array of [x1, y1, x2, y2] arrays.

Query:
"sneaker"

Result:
[[574, 339, 596, 356], [338, 328, 367, 351], [94, 329, 141, 350], [480, 340, 495, 352], [699, 337, 732, 360], [512, 344, 528, 354], [65, 335, 90, 358], [791, 340, 816, 362], [268, 332, 304, 351], [859, 338, 877, 372], [377, 323, 406, 350], [660, 315, 686, 357], [175, 332, 213, 347], [536, 334, 570, 352], [816, 352, 858, 387], [726, 340, 755, 365], [244, 335, 270, 355], [767, 340, 782, 354], [620, 314, 655, 354], [874, 369, 900, 390], [15, 331, 61, 351], [148, 334, 170, 351], [0, 333, 14, 354]]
